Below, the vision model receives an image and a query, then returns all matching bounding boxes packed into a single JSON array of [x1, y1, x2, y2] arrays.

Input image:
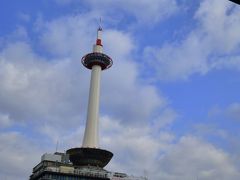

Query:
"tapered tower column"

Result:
[[67, 27, 113, 168], [82, 65, 101, 147], [82, 27, 112, 148]]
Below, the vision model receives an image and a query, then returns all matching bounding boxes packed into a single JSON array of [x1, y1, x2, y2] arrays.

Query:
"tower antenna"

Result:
[[98, 17, 102, 30]]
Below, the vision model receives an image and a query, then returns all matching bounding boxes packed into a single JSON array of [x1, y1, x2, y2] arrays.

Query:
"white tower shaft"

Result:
[[82, 65, 101, 148], [82, 28, 103, 148]]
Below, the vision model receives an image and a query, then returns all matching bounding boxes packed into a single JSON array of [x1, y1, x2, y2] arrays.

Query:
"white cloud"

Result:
[[143, 0, 240, 81], [195, 0, 240, 53], [227, 103, 240, 121], [99, 116, 174, 177], [0, 132, 43, 180], [1, 116, 240, 180], [193, 124, 228, 140], [87, 0, 178, 24], [53, 0, 178, 25], [0, 113, 12, 128], [54, 0, 73, 5], [157, 136, 240, 180], [98, 117, 240, 180], [208, 102, 240, 122], [0, 41, 89, 131], [38, 13, 97, 57], [152, 108, 178, 129], [18, 12, 31, 22]]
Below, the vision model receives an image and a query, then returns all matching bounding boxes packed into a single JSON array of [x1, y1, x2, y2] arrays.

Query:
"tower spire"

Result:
[[96, 18, 102, 46], [96, 27, 102, 46], [93, 27, 103, 53]]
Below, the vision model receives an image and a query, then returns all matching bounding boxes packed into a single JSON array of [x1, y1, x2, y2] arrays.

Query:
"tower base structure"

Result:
[[66, 147, 113, 168], [29, 151, 147, 180]]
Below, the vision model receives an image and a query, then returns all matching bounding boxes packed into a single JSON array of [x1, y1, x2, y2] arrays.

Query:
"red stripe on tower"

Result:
[[96, 39, 102, 46]]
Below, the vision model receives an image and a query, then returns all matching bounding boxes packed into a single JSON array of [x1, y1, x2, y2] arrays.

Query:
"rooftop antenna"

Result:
[[143, 170, 148, 180], [55, 140, 59, 152]]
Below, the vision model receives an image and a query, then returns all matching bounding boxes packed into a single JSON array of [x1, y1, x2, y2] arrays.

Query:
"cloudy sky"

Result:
[[0, 0, 240, 179]]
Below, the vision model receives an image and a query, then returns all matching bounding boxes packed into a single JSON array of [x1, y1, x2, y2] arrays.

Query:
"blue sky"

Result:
[[0, 0, 240, 179]]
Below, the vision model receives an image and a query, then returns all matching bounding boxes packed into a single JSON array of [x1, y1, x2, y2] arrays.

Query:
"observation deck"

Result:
[[82, 52, 113, 70]]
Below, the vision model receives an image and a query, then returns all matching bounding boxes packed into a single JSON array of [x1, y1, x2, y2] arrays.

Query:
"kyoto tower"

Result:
[[29, 27, 148, 180], [67, 27, 113, 168]]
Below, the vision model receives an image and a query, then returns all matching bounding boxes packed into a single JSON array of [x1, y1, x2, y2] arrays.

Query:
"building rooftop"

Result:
[[30, 152, 147, 180]]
